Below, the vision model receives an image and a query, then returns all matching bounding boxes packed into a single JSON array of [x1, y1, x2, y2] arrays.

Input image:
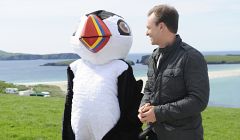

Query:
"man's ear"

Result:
[[158, 22, 164, 31], [161, 22, 169, 33]]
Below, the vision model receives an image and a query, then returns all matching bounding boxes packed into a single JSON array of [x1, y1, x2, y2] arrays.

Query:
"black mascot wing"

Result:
[[62, 66, 75, 140]]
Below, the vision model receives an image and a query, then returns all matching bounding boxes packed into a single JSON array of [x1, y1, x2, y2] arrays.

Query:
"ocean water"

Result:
[[0, 54, 240, 108], [209, 76, 240, 108], [0, 53, 149, 83], [208, 64, 240, 71], [0, 59, 68, 83]]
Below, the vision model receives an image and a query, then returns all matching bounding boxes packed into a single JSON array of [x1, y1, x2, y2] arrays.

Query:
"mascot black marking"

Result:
[[62, 10, 144, 140]]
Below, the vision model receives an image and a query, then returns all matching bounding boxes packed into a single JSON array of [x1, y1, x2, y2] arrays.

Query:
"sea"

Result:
[[0, 53, 240, 108]]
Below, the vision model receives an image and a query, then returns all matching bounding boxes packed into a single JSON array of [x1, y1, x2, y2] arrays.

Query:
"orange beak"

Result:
[[80, 15, 112, 53]]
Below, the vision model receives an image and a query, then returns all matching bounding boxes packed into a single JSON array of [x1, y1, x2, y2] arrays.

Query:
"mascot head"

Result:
[[70, 10, 132, 65]]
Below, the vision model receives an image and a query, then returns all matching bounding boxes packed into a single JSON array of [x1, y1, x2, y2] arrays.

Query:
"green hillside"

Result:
[[0, 81, 64, 97], [0, 50, 79, 60], [0, 50, 23, 57], [141, 54, 240, 65], [204, 55, 240, 64]]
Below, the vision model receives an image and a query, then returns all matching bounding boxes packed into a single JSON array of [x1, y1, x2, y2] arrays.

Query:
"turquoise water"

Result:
[[0, 58, 240, 108], [0, 59, 68, 83], [208, 64, 240, 71], [209, 76, 240, 108]]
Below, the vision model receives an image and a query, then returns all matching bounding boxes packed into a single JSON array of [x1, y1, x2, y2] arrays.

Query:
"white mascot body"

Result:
[[69, 10, 133, 140]]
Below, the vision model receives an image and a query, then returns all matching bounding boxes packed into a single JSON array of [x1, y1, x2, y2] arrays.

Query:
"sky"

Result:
[[0, 0, 240, 54]]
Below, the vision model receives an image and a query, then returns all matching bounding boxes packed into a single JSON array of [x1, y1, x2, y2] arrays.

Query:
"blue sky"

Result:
[[0, 0, 239, 54]]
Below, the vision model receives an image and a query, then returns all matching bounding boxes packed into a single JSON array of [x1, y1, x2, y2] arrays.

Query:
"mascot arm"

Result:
[[103, 62, 144, 140], [62, 66, 75, 140]]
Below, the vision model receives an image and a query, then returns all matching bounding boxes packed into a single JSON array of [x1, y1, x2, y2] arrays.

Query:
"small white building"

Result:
[[5, 88, 18, 94], [41, 92, 50, 97], [19, 90, 34, 96]]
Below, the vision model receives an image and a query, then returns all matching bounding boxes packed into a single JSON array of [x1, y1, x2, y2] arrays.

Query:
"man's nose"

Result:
[[146, 31, 149, 36]]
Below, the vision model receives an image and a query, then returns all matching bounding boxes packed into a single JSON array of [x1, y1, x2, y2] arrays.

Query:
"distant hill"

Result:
[[140, 54, 240, 65], [0, 50, 80, 60], [41, 59, 135, 66]]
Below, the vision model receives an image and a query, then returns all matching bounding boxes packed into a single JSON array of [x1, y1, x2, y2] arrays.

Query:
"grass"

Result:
[[202, 107, 240, 140], [0, 94, 239, 140], [0, 94, 65, 140], [205, 55, 240, 63]]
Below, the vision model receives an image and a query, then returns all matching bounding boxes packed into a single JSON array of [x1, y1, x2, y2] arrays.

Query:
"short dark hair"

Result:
[[148, 4, 179, 33]]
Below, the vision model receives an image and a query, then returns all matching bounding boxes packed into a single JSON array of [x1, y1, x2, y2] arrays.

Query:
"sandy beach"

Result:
[[16, 69, 240, 93]]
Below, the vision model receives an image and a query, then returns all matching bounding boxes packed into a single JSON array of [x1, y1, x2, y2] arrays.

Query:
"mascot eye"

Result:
[[117, 19, 131, 36], [72, 31, 76, 36]]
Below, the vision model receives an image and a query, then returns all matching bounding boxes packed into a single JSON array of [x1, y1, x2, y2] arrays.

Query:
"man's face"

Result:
[[146, 13, 162, 45]]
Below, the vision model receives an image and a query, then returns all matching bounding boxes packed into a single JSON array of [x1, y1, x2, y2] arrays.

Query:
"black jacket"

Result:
[[141, 35, 210, 140], [62, 61, 144, 140]]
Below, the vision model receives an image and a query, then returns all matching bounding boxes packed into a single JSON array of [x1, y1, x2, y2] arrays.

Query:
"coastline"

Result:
[[137, 69, 240, 80], [15, 69, 240, 93], [208, 69, 240, 79]]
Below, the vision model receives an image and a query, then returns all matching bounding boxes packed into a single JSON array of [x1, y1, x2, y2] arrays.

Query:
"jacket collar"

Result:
[[153, 35, 181, 59], [160, 34, 181, 54]]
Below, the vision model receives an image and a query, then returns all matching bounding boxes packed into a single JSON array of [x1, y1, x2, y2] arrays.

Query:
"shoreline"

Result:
[[14, 69, 240, 93], [208, 69, 240, 79]]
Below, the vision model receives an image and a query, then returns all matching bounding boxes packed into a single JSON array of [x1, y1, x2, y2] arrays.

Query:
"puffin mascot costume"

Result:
[[62, 10, 144, 140]]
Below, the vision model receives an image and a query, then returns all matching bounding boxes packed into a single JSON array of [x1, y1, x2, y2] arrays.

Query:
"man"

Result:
[[138, 4, 209, 140]]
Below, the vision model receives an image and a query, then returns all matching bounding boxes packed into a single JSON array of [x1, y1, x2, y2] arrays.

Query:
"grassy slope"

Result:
[[0, 81, 64, 97], [0, 50, 23, 57], [0, 50, 12, 57], [0, 94, 239, 140], [0, 94, 65, 140], [30, 84, 65, 97], [204, 55, 240, 63]]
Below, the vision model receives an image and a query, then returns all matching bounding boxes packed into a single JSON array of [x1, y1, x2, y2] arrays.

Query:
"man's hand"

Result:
[[138, 103, 156, 123], [138, 103, 150, 113]]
